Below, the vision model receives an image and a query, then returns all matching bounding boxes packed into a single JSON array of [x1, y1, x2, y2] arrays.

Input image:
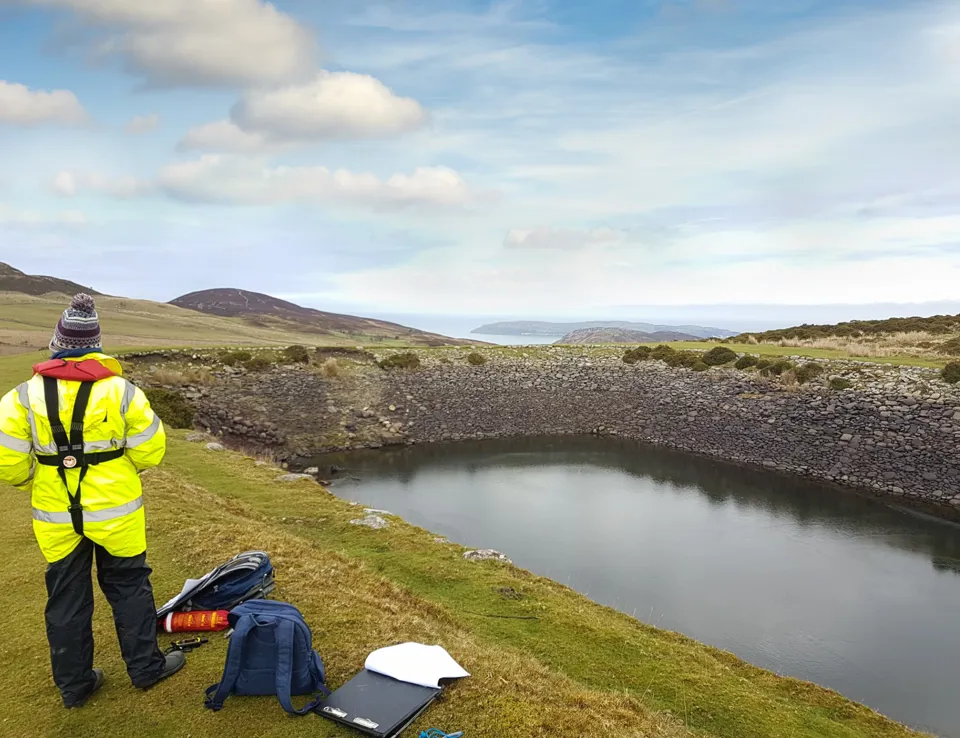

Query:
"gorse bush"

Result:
[[755, 359, 772, 371], [244, 356, 273, 372], [144, 388, 194, 429], [795, 362, 825, 385], [702, 346, 737, 366], [763, 360, 795, 376], [467, 352, 487, 366], [220, 350, 253, 366], [378, 352, 421, 370], [938, 338, 960, 356], [692, 361, 710, 372], [664, 350, 701, 369], [649, 345, 678, 362], [942, 362, 960, 384], [735, 355, 759, 370], [737, 313, 960, 343], [283, 345, 310, 364], [830, 377, 853, 391], [622, 346, 653, 364]]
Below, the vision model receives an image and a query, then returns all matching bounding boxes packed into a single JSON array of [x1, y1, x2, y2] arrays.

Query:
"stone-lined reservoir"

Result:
[[320, 436, 960, 738]]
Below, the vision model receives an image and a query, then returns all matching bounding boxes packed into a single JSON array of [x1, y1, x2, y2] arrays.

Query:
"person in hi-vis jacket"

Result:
[[0, 294, 185, 707]]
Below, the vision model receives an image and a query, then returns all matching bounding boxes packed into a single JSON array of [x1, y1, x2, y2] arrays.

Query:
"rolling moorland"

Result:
[[0, 263, 469, 356]]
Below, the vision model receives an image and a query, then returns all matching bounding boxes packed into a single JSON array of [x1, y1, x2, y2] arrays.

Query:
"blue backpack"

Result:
[[157, 551, 275, 617], [204, 600, 329, 715]]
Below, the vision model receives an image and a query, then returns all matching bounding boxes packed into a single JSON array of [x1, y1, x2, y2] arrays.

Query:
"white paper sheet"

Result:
[[364, 643, 470, 689]]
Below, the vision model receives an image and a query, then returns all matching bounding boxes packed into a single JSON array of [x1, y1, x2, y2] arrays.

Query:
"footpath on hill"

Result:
[[0, 417, 927, 737]]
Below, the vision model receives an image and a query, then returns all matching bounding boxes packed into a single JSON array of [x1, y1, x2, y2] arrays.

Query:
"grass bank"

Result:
[[0, 353, 928, 737]]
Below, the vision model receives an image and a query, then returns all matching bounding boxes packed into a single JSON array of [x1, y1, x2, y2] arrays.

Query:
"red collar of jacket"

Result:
[[33, 359, 119, 381]]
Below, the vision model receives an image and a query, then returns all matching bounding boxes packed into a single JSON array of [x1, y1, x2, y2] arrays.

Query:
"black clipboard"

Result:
[[317, 669, 442, 737]]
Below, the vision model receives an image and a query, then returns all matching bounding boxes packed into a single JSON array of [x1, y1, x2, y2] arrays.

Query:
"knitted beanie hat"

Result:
[[50, 293, 102, 351]]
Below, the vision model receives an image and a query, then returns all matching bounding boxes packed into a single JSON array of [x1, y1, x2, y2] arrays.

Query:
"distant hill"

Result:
[[0, 262, 468, 353], [170, 288, 467, 346], [0, 262, 101, 297], [473, 320, 735, 339], [557, 328, 699, 344]]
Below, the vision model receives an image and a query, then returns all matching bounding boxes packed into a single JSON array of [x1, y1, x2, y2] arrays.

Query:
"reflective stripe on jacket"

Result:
[[0, 353, 166, 563]]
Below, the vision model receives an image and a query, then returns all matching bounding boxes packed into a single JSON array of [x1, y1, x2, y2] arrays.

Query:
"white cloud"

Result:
[[0, 203, 87, 228], [231, 72, 426, 141], [157, 155, 475, 208], [0, 80, 86, 125], [124, 113, 160, 134], [326, 214, 960, 314], [21, 0, 317, 87], [176, 120, 281, 154], [505, 227, 628, 250], [52, 171, 154, 198]]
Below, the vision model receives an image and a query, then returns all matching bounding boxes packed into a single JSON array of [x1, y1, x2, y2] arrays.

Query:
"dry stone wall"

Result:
[[127, 347, 960, 517]]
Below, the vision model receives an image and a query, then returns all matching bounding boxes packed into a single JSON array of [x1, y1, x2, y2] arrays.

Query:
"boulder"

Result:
[[350, 515, 389, 529], [463, 549, 512, 564]]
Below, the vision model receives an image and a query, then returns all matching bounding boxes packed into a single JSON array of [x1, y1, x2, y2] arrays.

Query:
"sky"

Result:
[[0, 0, 959, 326]]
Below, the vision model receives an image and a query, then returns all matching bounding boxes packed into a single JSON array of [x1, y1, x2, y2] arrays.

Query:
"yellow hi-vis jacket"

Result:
[[0, 353, 165, 563]]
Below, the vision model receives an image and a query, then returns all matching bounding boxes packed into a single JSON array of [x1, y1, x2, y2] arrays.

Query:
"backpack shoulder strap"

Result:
[[274, 618, 329, 715], [204, 615, 255, 711]]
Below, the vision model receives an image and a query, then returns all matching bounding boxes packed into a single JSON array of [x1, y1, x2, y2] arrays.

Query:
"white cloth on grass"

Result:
[[364, 643, 470, 689]]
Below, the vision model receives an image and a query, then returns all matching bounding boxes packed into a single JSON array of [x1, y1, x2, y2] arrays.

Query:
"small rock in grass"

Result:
[[350, 515, 389, 529], [364, 508, 392, 516], [186, 432, 208, 442], [205, 442, 225, 452], [463, 549, 512, 564], [304, 467, 320, 475], [276, 473, 315, 482]]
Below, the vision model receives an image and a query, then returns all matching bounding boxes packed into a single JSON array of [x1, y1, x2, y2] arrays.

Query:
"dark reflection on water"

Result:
[[318, 436, 960, 737]]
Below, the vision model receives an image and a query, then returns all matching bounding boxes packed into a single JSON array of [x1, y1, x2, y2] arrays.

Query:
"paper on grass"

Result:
[[364, 643, 470, 689]]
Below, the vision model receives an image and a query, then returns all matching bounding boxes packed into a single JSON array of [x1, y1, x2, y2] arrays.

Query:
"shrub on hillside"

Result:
[[795, 362, 825, 385], [702, 346, 737, 366], [735, 355, 759, 370], [378, 352, 421, 371], [664, 350, 701, 369], [942, 362, 960, 384], [830, 377, 853, 391], [755, 359, 772, 371], [649, 345, 678, 363], [144, 388, 194, 429], [320, 358, 341, 378], [221, 350, 253, 366], [283, 345, 310, 364], [938, 338, 960, 356], [244, 356, 273, 372], [763, 360, 795, 376], [692, 361, 710, 372], [622, 346, 653, 364], [467, 352, 487, 366]]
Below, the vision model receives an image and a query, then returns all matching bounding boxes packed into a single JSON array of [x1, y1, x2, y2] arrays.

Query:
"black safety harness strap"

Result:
[[40, 376, 122, 537]]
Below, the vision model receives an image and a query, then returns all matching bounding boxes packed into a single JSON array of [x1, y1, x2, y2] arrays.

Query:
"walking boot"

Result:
[[64, 668, 105, 708], [140, 651, 186, 690]]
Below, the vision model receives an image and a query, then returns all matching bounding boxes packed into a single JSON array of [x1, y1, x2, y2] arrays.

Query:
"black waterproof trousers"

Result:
[[44, 537, 166, 705]]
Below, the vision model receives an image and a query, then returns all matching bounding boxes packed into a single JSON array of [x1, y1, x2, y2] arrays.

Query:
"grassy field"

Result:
[[0, 293, 460, 355], [0, 352, 929, 737]]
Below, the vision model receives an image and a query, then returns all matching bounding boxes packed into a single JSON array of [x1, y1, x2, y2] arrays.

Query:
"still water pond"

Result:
[[321, 436, 960, 737]]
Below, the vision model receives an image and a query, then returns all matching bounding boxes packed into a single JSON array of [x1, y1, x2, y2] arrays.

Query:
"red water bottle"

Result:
[[160, 610, 230, 633]]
